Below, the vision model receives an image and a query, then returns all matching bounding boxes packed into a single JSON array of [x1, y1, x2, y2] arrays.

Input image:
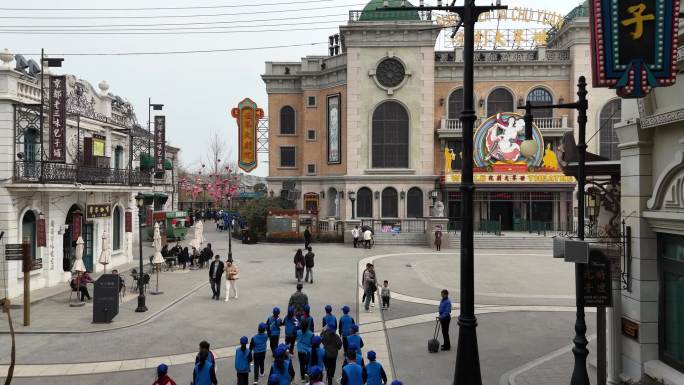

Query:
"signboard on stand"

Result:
[[231, 98, 263, 173], [582, 252, 612, 307], [5, 244, 25, 261]]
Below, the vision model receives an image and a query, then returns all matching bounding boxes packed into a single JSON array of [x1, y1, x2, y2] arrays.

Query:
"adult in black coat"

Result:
[[208, 255, 225, 300]]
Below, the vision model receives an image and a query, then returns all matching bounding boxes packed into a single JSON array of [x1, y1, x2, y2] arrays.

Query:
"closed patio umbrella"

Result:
[[151, 222, 164, 295], [98, 230, 111, 273], [70, 236, 86, 306]]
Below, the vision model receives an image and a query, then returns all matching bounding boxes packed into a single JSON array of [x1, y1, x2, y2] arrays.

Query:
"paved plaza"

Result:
[[1, 226, 597, 384]]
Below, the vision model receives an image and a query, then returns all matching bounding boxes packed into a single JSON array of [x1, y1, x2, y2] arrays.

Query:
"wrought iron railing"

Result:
[[14, 161, 152, 186], [360, 218, 427, 233]]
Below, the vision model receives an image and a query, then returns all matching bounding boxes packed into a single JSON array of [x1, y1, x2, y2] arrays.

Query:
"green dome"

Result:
[[359, 0, 421, 21]]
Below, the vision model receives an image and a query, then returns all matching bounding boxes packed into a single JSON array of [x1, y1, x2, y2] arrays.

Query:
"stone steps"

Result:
[[372, 232, 426, 246], [448, 233, 554, 249]]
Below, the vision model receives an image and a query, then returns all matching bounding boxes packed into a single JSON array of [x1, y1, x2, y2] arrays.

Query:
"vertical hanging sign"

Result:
[[327, 94, 341, 164], [589, 0, 680, 98], [125, 211, 132, 233], [231, 98, 263, 173], [154, 116, 166, 172], [49, 75, 67, 161], [37, 218, 46, 247]]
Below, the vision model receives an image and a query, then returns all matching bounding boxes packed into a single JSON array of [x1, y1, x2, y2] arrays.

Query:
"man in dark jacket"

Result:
[[288, 283, 309, 316], [304, 246, 315, 284], [304, 226, 312, 249], [208, 255, 224, 300], [321, 325, 343, 385]]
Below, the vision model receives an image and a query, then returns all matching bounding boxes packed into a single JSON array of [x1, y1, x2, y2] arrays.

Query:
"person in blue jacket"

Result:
[[296, 318, 314, 381], [344, 343, 364, 367], [249, 323, 269, 383], [322, 304, 337, 331], [299, 304, 315, 332], [365, 351, 388, 385], [437, 289, 452, 351], [338, 305, 355, 355], [341, 349, 366, 385], [391, 381, 403, 385], [234, 336, 252, 385], [269, 346, 295, 385], [283, 306, 299, 355], [267, 374, 280, 385], [308, 335, 325, 375], [346, 324, 364, 357], [266, 307, 283, 354], [191, 349, 217, 385]]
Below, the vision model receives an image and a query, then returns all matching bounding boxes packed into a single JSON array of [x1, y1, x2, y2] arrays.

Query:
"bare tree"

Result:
[[204, 129, 228, 176]]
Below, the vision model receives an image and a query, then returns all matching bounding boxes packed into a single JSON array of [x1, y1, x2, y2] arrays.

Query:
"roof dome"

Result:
[[359, 0, 421, 21]]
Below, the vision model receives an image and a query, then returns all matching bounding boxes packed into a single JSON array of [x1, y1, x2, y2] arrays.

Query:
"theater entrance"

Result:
[[489, 201, 514, 231]]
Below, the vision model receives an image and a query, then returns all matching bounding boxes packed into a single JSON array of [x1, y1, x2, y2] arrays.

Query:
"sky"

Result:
[[5, 0, 581, 177]]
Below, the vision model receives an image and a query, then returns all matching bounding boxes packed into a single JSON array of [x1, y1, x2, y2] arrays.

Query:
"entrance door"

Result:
[[490, 201, 514, 231], [531, 202, 553, 223], [83, 223, 94, 272], [448, 200, 461, 231]]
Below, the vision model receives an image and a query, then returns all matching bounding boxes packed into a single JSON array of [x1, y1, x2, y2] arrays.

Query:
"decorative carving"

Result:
[[647, 150, 684, 210], [640, 107, 684, 129], [586, 179, 621, 238], [376, 58, 405, 88], [432, 200, 445, 217], [66, 81, 139, 129]]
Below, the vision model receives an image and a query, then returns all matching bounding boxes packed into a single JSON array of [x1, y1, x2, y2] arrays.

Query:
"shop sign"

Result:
[[72, 214, 82, 240], [125, 211, 132, 233], [86, 204, 112, 219], [5, 244, 25, 261], [49, 75, 67, 162], [154, 116, 166, 172], [582, 252, 612, 307], [445, 172, 575, 184], [23, 258, 42, 272], [37, 218, 46, 247], [589, 0, 680, 98], [231, 98, 263, 173], [621, 317, 639, 340], [92, 134, 106, 157]]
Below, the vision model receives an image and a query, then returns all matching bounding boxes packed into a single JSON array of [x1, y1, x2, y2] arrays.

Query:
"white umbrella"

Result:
[[150, 222, 165, 295], [197, 220, 205, 245], [98, 230, 112, 273], [72, 236, 86, 273]]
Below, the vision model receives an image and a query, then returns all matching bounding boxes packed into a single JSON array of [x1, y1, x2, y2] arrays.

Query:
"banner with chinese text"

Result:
[[231, 98, 263, 173], [154, 116, 166, 173], [49, 75, 67, 162]]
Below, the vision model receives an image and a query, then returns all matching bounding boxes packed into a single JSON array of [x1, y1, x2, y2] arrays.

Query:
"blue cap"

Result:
[[240, 336, 248, 345], [367, 351, 376, 360], [273, 307, 280, 314], [275, 346, 286, 358], [342, 305, 350, 313], [157, 364, 168, 376], [351, 324, 359, 332], [391, 381, 403, 385], [304, 304, 310, 313], [258, 322, 267, 332], [268, 374, 281, 385], [325, 304, 332, 312], [312, 335, 321, 345], [348, 343, 358, 351], [288, 306, 295, 314], [309, 365, 323, 377]]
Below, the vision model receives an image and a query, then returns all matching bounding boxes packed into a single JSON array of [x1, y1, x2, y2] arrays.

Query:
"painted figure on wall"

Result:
[[542, 143, 560, 171], [485, 114, 524, 163], [444, 147, 456, 173]]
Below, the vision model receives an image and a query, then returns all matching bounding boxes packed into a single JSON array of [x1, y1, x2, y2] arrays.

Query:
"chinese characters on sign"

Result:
[[154, 116, 166, 173], [49, 75, 67, 162], [589, 0, 680, 98], [231, 98, 263, 173], [37, 218, 46, 247], [86, 204, 112, 219], [327, 94, 341, 164], [582, 252, 612, 307], [444, 172, 575, 184]]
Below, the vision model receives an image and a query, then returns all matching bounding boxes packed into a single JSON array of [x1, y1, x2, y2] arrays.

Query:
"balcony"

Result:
[[437, 116, 569, 139], [14, 161, 153, 186]]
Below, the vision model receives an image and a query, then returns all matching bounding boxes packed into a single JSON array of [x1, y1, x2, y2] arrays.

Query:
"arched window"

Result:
[[280, 106, 296, 135], [112, 206, 122, 251], [114, 146, 124, 169], [486, 88, 514, 117], [21, 210, 37, 261], [372, 101, 409, 168], [526, 87, 553, 118], [381, 187, 398, 218], [447, 89, 464, 120], [406, 187, 423, 218], [356, 187, 373, 218], [599, 100, 622, 160], [24, 128, 39, 162]]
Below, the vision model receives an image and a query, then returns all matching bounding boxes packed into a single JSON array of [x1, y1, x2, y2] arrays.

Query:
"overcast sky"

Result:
[[6, 0, 580, 176]]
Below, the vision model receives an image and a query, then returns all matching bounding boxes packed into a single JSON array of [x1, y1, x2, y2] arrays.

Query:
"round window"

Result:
[[376, 58, 406, 88]]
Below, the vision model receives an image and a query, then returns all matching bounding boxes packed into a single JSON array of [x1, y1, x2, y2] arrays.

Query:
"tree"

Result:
[[204, 129, 228, 177], [238, 197, 294, 238]]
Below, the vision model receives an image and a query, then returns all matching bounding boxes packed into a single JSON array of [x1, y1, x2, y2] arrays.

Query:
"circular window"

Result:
[[376, 58, 406, 88]]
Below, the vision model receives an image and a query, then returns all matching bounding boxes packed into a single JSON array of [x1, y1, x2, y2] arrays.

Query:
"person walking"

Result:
[[284, 306, 299, 355], [437, 289, 452, 351], [225, 260, 239, 301], [322, 305, 337, 332], [293, 249, 305, 283], [304, 246, 315, 284], [362, 264, 376, 312], [308, 365, 325, 385], [364, 351, 388, 385], [250, 323, 269, 384], [340, 350, 366, 385], [266, 307, 283, 354], [296, 319, 314, 382], [304, 226, 312, 249], [269, 347, 295, 385], [434, 227, 443, 252], [288, 283, 309, 316], [235, 336, 252, 385], [208, 255, 224, 300], [321, 325, 342, 385], [338, 306, 355, 355], [346, 325, 364, 358], [191, 350, 217, 385], [351, 226, 359, 248], [299, 304, 315, 332], [152, 364, 177, 385], [344, 344, 364, 368], [308, 335, 325, 377], [363, 227, 373, 249]]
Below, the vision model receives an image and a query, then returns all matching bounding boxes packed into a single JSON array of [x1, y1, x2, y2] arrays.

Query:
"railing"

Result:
[[440, 116, 568, 131], [317, 220, 345, 234], [447, 219, 575, 236], [360, 219, 427, 234], [348, 9, 432, 22], [14, 161, 152, 186], [439, 118, 482, 131]]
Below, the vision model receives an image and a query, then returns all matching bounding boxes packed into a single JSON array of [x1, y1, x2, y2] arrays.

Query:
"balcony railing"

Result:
[[439, 115, 568, 131], [14, 161, 152, 186]]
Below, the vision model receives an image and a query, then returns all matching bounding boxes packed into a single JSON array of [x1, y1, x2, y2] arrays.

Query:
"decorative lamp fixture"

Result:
[[320, 191, 325, 199], [518, 97, 524, 107], [429, 190, 439, 200], [383, 0, 389, 6], [558, 97, 565, 104], [478, 98, 484, 108], [135, 192, 144, 208], [400, 191, 406, 199], [374, 191, 380, 199], [348, 191, 356, 201], [339, 191, 344, 199], [439, 98, 445, 106]]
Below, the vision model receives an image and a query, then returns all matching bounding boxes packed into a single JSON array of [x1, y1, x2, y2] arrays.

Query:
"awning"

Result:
[[163, 159, 173, 170]]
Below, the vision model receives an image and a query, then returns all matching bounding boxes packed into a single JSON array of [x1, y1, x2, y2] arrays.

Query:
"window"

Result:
[[21, 210, 37, 261], [527, 87, 553, 119], [381, 187, 398, 218], [307, 96, 317, 107], [307, 164, 316, 175], [24, 128, 39, 162], [599, 99, 622, 160], [659, 233, 684, 372], [372, 101, 409, 168], [112, 206, 122, 251], [406, 187, 423, 218], [447, 88, 464, 120], [280, 106, 296, 135], [357, 187, 373, 218], [280, 146, 296, 168], [486, 88, 514, 117], [307, 129, 316, 141], [114, 146, 124, 169]]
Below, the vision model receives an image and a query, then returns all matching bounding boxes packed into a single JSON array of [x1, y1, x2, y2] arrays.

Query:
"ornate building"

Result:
[[262, 1, 620, 234]]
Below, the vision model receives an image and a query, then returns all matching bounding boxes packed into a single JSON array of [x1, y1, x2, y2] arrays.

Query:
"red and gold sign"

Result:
[[231, 98, 263, 173]]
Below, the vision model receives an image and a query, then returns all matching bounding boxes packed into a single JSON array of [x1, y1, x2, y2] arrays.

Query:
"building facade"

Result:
[[0, 50, 178, 299]]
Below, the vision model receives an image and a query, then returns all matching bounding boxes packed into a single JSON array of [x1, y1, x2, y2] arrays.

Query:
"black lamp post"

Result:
[[379, 2, 507, 384], [134, 193, 147, 313], [518, 76, 590, 385], [227, 196, 233, 263], [349, 191, 356, 219]]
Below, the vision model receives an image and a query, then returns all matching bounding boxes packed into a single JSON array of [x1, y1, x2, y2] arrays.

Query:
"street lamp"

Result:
[[134, 193, 147, 313], [348, 191, 357, 219], [227, 196, 233, 263], [429, 190, 438, 208]]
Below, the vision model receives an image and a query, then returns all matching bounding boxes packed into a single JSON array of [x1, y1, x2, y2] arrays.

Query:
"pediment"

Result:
[[647, 150, 684, 211]]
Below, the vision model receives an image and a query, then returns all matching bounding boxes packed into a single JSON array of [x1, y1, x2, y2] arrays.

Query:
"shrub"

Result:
[[238, 197, 294, 239]]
